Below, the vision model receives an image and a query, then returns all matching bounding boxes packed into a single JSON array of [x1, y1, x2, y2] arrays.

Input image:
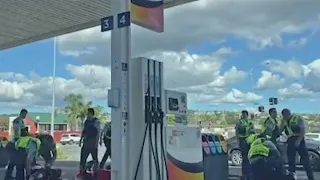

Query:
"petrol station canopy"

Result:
[[0, 0, 195, 50]]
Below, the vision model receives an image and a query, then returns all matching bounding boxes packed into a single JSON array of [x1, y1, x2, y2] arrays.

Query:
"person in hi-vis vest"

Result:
[[12, 109, 28, 140], [280, 109, 314, 180], [261, 108, 280, 145], [235, 110, 255, 180]]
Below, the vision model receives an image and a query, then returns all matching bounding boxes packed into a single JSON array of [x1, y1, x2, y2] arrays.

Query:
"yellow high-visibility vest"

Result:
[[248, 138, 270, 159]]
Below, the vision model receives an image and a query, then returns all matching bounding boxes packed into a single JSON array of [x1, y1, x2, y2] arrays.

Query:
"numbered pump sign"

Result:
[[269, 97, 278, 105], [101, 11, 131, 32]]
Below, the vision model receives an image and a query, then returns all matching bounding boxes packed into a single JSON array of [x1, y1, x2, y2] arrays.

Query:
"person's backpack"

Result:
[[83, 119, 99, 139]]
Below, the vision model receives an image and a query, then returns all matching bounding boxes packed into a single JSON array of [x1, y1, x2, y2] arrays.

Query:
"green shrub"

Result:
[[56, 148, 67, 159]]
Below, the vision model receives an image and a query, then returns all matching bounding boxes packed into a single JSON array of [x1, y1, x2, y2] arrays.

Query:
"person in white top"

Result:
[[12, 109, 28, 140]]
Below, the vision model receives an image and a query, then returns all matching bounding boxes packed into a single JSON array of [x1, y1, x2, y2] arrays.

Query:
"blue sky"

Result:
[[1, 0, 320, 114]]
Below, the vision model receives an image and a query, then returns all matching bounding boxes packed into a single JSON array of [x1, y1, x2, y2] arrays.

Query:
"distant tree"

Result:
[[64, 94, 105, 130]]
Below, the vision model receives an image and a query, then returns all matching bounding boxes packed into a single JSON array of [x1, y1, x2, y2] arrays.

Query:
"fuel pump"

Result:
[[165, 90, 204, 180], [123, 57, 203, 180], [128, 57, 167, 180]]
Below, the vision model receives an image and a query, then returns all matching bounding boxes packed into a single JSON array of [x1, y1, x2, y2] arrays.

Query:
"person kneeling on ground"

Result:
[[246, 133, 296, 180], [34, 133, 57, 168]]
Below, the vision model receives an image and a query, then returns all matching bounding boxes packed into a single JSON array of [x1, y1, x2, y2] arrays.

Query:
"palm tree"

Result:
[[64, 94, 107, 130], [93, 105, 107, 125], [64, 94, 92, 130]]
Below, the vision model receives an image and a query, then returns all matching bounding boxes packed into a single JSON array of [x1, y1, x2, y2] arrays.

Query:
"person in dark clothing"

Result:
[[78, 108, 101, 179], [235, 110, 255, 180], [36, 134, 57, 168], [99, 122, 111, 169]]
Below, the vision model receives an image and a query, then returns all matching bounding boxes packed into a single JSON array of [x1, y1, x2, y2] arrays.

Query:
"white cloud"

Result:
[[266, 60, 305, 79], [303, 59, 320, 92], [0, 50, 251, 108], [278, 83, 313, 99], [58, 0, 320, 65], [209, 66, 248, 87], [256, 71, 285, 90], [215, 89, 262, 104], [287, 37, 308, 48], [0, 65, 110, 108]]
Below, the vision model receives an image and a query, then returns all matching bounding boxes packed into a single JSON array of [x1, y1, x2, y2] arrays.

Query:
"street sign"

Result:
[[117, 11, 131, 28], [101, 16, 114, 32], [269, 97, 278, 105]]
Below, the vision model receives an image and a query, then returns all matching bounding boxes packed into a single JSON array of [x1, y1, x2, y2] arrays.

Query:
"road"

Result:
[[0, 144, 318, 179], [1, 164, 318, 180]]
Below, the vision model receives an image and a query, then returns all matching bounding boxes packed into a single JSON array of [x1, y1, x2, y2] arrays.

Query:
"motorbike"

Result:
[[28, 164, 62, 180]]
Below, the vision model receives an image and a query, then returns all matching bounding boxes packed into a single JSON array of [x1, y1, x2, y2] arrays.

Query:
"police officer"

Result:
[[78, 108, 100, 178], [12, 109, 28, 140], [235, 110, 255, 180], [261, 108, 280, 145], [99, 122, 111, 169], [246, 134, 293, 180], [280, 108, 314, 180], [14, 127, 41, 180]]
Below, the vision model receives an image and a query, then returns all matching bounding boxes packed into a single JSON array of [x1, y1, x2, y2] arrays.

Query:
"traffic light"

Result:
[[269, 97, 278, 105], [258, 106, 264, 112], [274, 98, 278, 105]]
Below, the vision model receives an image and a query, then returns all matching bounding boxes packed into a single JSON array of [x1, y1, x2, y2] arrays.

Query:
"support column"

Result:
[[110, 0, 131, 180]]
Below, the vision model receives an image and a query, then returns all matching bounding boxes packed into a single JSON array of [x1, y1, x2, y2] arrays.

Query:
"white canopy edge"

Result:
[[0, 0, 197, 50]]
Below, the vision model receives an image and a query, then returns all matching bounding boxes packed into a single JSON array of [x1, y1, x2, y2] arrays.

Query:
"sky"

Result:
[[1, 0, 320, 114]]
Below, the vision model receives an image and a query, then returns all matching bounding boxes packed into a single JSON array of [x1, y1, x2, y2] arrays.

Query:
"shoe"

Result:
[[76, 171, 84, 180]]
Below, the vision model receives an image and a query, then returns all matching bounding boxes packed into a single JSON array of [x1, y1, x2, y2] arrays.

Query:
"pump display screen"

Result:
[[168, 98, 179, 111]]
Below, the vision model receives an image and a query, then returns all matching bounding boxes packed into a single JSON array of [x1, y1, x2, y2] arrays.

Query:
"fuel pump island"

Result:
[[108, 57, 228, 180]]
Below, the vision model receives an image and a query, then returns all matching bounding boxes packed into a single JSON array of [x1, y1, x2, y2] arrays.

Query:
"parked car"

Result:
[[60, 133, 81, 145], [306, 133, 320, 141], [227, 136, 320, 171]]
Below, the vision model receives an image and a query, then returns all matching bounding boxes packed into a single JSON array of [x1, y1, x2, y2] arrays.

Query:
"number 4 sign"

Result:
[[117, 11, 130, 28]]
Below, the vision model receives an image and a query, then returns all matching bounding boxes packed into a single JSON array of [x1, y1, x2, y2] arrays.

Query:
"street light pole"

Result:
[[50, 37, 56, 137], [249, 61, 270, 103]]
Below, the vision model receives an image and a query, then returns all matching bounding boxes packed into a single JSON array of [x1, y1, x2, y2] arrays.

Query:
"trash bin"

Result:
[[202, 133, 229, 180]]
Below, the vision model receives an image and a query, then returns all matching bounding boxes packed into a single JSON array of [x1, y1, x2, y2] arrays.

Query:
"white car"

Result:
[[306, 133, 320, 141], [60, 133, 81, 145]]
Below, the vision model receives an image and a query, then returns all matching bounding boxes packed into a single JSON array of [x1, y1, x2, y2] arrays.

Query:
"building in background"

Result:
[[0, 112, 70, 140], [27, 112, 69, 133]]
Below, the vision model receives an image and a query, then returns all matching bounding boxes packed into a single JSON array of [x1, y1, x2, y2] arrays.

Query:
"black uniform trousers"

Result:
[[80, 138, 99, 171], [99, 138, 111, 169], [5, 145, 26, 180], [239, 137, 251, 179], [251, 157, 289, 180], [287, 136, 314, 180]]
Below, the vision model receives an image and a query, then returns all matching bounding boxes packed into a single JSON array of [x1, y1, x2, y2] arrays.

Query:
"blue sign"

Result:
[[101, 16, 114, 32], [117, 11, 131, 28]]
